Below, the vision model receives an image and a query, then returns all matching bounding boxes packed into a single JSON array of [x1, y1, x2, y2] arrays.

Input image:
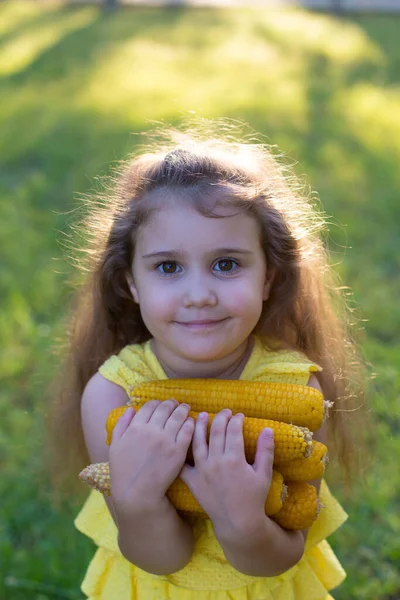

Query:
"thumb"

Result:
[[253, 427, 274, 476], [110, 406, 135, 444]]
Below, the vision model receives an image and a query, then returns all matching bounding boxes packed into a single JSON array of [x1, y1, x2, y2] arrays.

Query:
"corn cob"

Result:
[[128, 380, 327, 432], [266, 470, 288, 515], [167, 471, 286, 517], [272, 482, 320, 530], [278, 441, 328, 482], [106, 406, 127, 445], [78, 463, 286, 516], [106, 406, 313, 462], [80, 461, 110, 495]]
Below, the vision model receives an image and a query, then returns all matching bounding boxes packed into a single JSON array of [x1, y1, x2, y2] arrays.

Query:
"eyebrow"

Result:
[[142, 248, 254, 259]]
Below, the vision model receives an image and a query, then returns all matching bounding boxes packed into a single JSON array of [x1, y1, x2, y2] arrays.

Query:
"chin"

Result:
[[176, 340, 231, 363]]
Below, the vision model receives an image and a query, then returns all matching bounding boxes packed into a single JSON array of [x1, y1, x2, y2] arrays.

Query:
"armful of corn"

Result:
[[79, 380, 329, 530]]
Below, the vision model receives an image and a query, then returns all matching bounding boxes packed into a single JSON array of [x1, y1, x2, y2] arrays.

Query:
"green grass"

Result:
[[1, 2, 399, 598]]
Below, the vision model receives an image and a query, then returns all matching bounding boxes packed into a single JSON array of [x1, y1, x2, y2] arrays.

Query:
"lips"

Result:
[[182, 320, 224, 325], [177, 319, 225, 325], [175, 318, 228, 328]]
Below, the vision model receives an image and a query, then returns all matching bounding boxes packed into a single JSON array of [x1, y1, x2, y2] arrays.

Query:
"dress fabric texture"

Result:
[[75, 336, 348, 600]]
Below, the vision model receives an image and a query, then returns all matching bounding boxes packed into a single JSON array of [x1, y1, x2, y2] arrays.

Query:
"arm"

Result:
[[81, 373, 194, 575], [116, 493, 194, 574], [214, 374, 326, 577], [216, 517, 305, 577]]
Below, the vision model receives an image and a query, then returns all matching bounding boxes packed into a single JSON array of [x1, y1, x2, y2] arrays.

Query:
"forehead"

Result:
[[135, 196, 262, 253]]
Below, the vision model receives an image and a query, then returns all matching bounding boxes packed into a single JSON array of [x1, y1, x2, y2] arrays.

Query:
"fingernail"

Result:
[[263, 428, 273, 440], [198, 412, 208, 418]]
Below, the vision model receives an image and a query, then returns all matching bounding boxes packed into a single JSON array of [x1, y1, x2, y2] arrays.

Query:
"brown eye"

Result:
[[158, 261, 179, 274], [215, 259, 238, 272]]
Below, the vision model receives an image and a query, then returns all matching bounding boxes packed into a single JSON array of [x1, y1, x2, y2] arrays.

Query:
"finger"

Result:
[[253, 428, 274, 476], [208, 409, 231, 457], [110, 407, 135, 444], [192, 412, 209, 463], [149, 399, 179, 427], [176, 416, 195, 447], [164, 403, 191, 438], [178, 463, 195, 490], [132, 399, 162, 423], [224, 413, 245, 457]]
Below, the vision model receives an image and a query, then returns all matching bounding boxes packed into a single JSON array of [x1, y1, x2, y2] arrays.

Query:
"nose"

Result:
[[182, 274, 217, 308]]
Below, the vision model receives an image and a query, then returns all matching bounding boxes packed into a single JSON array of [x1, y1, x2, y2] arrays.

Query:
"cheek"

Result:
[[224, 283, 264, 315], [140, 285, 177, 319]]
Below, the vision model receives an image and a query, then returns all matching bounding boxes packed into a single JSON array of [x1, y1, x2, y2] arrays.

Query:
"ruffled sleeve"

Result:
[[240, 337, 322, 386], [74, 489, 119, 554], [98, 340, 167, 397], [306, 479, 348, 549]]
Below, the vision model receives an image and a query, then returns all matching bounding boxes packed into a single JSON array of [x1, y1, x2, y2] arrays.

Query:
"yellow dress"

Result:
[[75, 336, 348, 600]]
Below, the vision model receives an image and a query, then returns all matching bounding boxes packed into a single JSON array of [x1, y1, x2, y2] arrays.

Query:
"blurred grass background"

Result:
[[1, 1, 399, 598]]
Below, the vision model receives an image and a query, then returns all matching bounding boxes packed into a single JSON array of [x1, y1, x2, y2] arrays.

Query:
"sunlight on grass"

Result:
[[255, 10, 386, 67], [74, 8, 386, 135], [337, 84, 400, 159], [0, 6, 96, 76], [77, 16, 308, 128], [0, 1, 52, 36]]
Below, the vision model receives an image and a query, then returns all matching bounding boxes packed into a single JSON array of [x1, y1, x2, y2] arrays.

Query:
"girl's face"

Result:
[[128, 197, 274, 374]]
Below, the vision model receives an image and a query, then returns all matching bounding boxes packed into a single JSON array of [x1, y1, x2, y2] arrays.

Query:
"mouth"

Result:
[[175, 318, 228, 329]]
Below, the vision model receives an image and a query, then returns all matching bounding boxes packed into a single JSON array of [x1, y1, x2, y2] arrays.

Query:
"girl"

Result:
[[49, 122, 370, 600]]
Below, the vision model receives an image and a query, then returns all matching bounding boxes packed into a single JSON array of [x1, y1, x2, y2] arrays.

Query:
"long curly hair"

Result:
[[46, 121, 373, 497]]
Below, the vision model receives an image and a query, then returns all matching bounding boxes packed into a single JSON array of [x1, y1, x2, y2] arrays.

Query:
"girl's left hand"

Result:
[[179, 409, 275, 538]]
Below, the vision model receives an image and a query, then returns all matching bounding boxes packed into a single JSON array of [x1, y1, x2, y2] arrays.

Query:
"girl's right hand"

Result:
[[109, 400, 194, 518]]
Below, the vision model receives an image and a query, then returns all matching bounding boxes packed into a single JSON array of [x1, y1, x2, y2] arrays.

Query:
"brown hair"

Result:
[[46, 121, 373, 498]]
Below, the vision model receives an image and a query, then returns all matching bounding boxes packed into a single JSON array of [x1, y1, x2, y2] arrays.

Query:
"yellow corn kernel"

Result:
[[78, 462, 286, 517], [277, 441, 328, 481], [272, 482, 320, 530], [129, 379, 327, 432], [265, 471, 287, 515], [106, 406, 313, 462], [106, 406, 127, 445]]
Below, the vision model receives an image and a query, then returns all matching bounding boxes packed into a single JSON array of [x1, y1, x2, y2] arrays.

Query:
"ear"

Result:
[[126, 272, 140, 304], [263, 268, 276, 301]]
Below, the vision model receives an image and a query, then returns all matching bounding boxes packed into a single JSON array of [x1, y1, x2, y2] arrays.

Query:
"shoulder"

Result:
[[97, 339, 163, 393], [254, 337, 321, 368], [82, 372, 129, 418], [81, 372, 129, 464], [246, 338, 322, 385]]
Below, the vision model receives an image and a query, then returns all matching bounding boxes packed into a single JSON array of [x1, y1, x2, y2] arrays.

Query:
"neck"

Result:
[[151, 336, 254, 380]]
